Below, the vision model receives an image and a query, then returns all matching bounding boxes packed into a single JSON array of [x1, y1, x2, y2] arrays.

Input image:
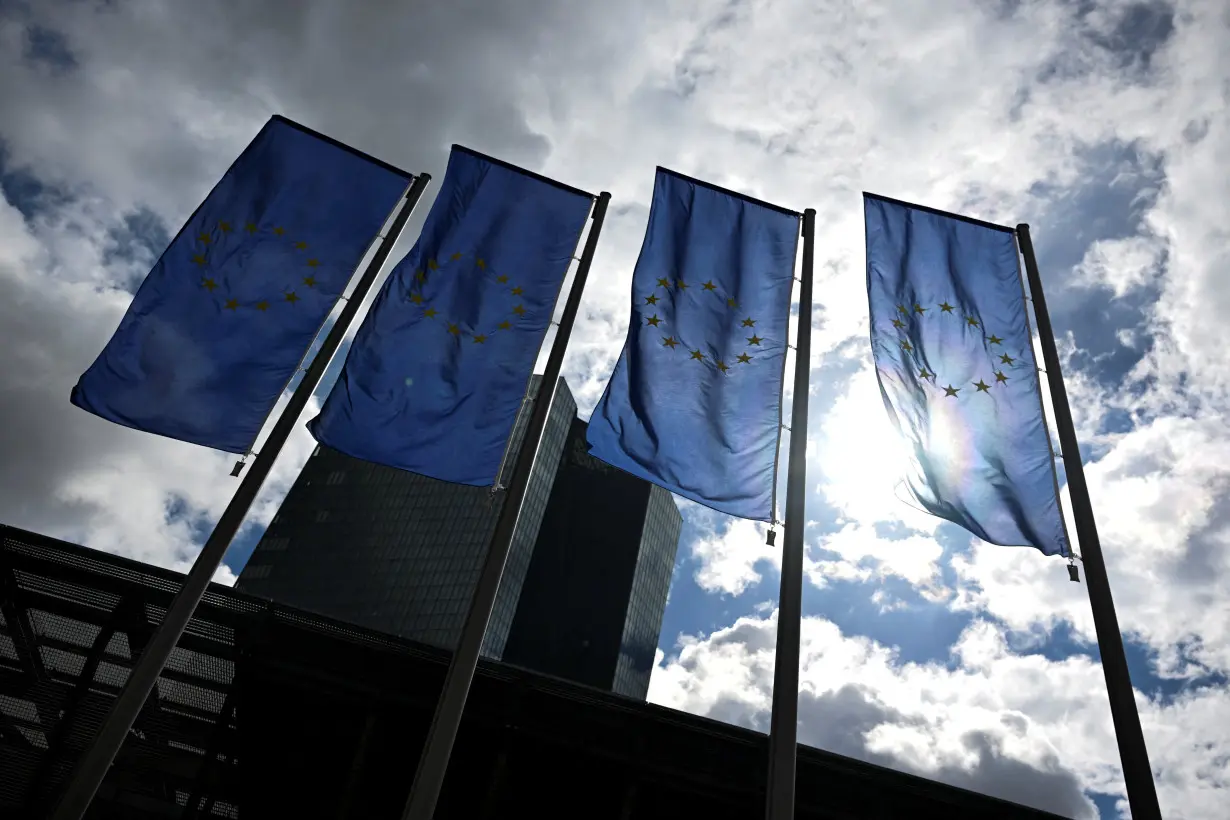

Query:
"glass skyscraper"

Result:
[[237, 377, 575, 658], [501, 418, 681, 699]]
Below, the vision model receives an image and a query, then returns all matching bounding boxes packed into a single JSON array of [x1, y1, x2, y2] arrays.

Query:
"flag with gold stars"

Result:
[[586, 169, 799, 521], [864, 193, 1068, 556], [70, 116, 411, 453], [309, 146, 593, 485]]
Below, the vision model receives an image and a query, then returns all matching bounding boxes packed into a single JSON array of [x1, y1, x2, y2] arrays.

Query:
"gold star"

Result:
[[703, 280, 717, 291], [273, 227, 285, 236], [966, 316, 980, 327], [748, 334, 762, 345], [424, 308, 438, 318], [191, 254, 206, 266], [473, 334, 487, 343], [303, 276, 317, 287], [657, 277, 670, 288], [201, 277, 218, 291], [943, 384, 959, 397], [897, 305, 909, 315], [891, 318, 905, 329], [913, 303, 927, 315], [690, 349, 705, 361], [451, 252, 462, 261], [477, 258, 486, 269], [737, 352, 752, 364], [224, 298, 239, 310], [987, 335, 1003, 345], [285, 291, 299, 303], [498, 320, 511, 330], [677, 280, 689, 290], [197, 232, 211, 244], [428, 259, 439, 270], [727, 297, 738, 308], [1000, 354, 1015, 365], [663, 336, 679, 349], [307, 259, 320, 268], [716, 360, 729, 373], [447, 323, 461, 335], [939, 301, 955, 313], [219, 221, 232, 233], [645, 294, 659, 305], [415, 270, 427, 282], [295, 241, 308, 250], [920, 367, 933, 379], [245, 222, 258, 234], [410, 293, 424, 304], [256, 300, 270, 312], [646, 315, 661, 327], [974, 379, 991, 392], [513, 304, 526, 316], [511, 286, 524, 296], [901, 340, 913, 353], [995, 370, 1009, 383], [497, 274, 510, 284], [742, 317, 756, 327]]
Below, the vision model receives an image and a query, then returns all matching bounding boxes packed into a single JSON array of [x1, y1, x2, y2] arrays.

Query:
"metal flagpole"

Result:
[[402, 191, 611, 820], [50, 173, 433, 820], [1016, 224, 1162, 820], [765, 207, 816, 820]]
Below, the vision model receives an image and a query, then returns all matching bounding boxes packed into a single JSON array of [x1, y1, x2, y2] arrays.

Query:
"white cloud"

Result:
[[689, 516, 778, 596]]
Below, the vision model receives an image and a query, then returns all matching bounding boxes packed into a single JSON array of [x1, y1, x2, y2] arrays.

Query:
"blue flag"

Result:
[[864, 194, 1068, 556], [586, 169, 799, 521], [71, 116, 411, 453], [309, 146, 593, 485]]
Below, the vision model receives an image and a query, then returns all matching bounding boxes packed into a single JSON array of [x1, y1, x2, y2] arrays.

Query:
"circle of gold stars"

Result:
[[194, 220, 318, 314], [407, 251, 528, 344], [643, 275, 763, 375], [889, 301, 1024, 397]]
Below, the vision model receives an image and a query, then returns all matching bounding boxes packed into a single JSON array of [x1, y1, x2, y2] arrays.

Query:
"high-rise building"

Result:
[[501, 418, 682, 699], [237, 377, 576, 657]]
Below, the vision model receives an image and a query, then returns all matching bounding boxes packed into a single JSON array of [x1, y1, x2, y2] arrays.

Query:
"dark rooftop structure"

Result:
[[0, 525, 1069, 819]]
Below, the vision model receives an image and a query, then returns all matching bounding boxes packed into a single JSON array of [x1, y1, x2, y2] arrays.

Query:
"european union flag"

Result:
[[864, 193, 1069, 556], [586, 169, 800, 521], [71, 116, 411, 453], [309, 146, 593, 485]]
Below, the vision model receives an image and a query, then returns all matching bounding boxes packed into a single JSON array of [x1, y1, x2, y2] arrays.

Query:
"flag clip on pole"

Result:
[[765, 208, 815, 820], [1016, 224, 1163, 820], [50, 173, 433, 820], [402, 191, 612, 820]]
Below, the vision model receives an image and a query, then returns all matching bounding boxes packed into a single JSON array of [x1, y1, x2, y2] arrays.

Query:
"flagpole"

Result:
[[765, 207, 815, 820], [402, 191, 611, 820], [1016, 224, 1162, 820], [50, 173, 432, 820]]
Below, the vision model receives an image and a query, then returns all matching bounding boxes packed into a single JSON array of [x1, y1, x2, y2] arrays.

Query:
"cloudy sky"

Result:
[[2, 0, 1228, 817]]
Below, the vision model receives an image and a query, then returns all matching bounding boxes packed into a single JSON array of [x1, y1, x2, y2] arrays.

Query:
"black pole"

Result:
[[402, 192, 612, 820], [765, 207, 815, 820], [50, 174, 432, 820], [1016, 224, 1162, 820]]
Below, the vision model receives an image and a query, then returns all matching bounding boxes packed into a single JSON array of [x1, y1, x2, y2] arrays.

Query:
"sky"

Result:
[[1, 0, 1227, 817]]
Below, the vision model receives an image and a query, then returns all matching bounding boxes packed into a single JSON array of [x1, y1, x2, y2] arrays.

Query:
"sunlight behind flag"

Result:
[[586, 169, 799, 521], [864, 193, 1068, 555], [308, 146, 593, 485], [70, 116, 411, 453]]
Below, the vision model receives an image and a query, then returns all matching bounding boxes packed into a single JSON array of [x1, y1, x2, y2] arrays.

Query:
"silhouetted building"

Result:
[[502, 419, 681, 699], [237, 377, 576, 658], [0, 526, 1076, 820]]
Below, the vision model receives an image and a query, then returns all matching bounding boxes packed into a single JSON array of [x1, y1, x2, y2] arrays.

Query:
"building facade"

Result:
[[237, 377, 576, 658], [501, 418, 682, 699]]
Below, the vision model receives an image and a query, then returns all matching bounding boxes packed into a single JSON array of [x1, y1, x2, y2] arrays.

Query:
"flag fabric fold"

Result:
[[309, 146, 593, 485], [586, 169, 799, 521], [864, 193, 1068, 556], [71, 116, 411, 453]]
